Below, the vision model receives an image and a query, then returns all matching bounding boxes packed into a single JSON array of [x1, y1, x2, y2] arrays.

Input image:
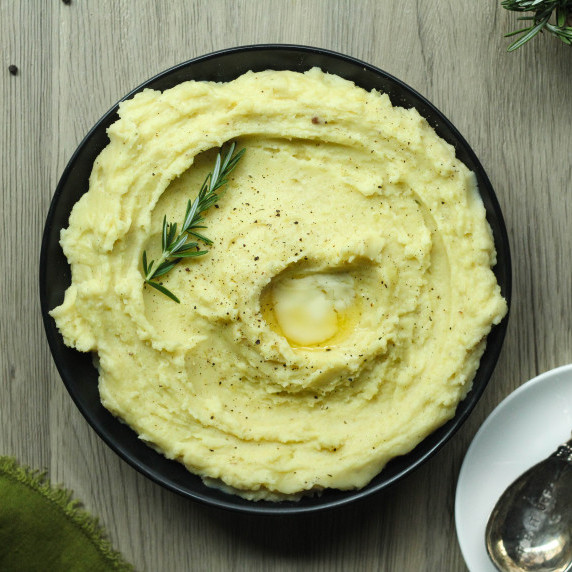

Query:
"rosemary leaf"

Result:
[[182, 199, 199, 231], [507, 15, 551, 50], [189, 231, 212, 244], [161, 216, 168, 251], [170, 250, 209, 259], [145, 280, 181, 303], [153, 261, 179, 277], [175, 242, 199, 253]]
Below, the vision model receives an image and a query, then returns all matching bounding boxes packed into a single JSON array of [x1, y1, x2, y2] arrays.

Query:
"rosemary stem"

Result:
[[142, 142, 245, 302], [145, 249, 170, 282]]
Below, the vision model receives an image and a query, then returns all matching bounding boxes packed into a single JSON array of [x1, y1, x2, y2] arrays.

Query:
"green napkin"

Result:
[[0, 456, 133, 572]]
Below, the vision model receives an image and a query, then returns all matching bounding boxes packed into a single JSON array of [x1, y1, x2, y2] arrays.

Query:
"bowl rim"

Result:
[[39, 43, 512, 515]]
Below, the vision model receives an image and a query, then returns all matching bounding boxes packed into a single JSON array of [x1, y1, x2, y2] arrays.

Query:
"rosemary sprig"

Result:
[[502, 0, 572, 51], [142, 142, 245, 303]]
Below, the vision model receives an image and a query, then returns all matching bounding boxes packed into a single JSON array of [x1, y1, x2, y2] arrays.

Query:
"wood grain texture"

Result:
[[1, 1, 571, 570]]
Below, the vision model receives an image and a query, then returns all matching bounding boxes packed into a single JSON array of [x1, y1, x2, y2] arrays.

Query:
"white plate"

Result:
[[455, 363, 572, 572]]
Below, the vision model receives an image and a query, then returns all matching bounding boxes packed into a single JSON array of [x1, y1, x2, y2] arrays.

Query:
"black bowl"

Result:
[[40, 44, 511, 515]]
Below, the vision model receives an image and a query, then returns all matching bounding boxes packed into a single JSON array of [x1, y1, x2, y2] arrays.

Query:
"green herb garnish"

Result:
[[502, 0, 572, 51], [142, 142, 245, 303]]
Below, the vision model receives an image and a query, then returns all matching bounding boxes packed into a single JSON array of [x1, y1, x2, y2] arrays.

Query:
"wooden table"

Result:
[[2, 1, 571, 570]]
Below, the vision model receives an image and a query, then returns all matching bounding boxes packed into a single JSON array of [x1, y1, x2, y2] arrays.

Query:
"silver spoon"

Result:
[[485, 435, 572, 572]]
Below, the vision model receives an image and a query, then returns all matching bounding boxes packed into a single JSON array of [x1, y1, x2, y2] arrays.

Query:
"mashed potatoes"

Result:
[[51, 68, 507, 500]]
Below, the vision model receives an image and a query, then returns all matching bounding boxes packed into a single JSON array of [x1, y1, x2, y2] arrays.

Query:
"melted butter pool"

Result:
[[261, 270, 363, 349]]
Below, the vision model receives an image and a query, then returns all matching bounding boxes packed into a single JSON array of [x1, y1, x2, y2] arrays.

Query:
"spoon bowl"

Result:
[[485, 438, 572, 572]]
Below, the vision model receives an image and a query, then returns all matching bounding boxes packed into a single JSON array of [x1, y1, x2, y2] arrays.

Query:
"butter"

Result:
[[272, 274, 355, 346]]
